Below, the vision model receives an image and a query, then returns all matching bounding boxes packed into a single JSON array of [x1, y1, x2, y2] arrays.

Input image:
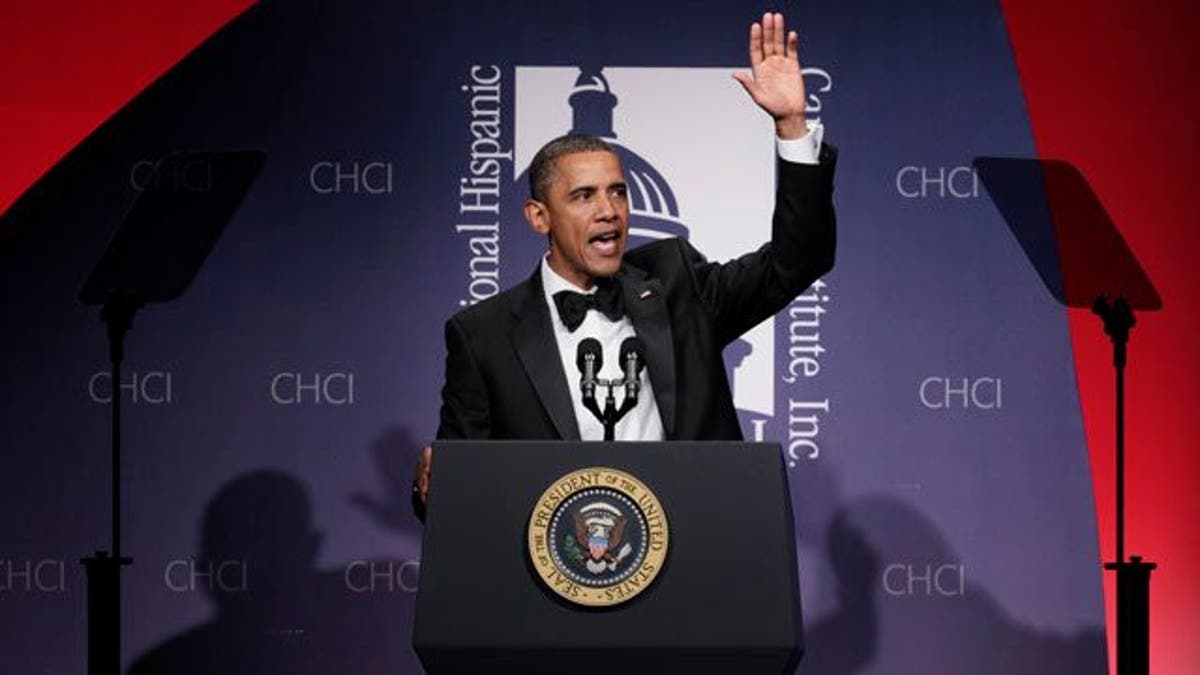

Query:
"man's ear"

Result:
[[524, 199, 550, 235]]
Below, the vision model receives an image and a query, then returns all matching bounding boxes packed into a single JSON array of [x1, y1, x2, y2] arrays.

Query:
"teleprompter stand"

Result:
[[1094, 296, 1158, 675], [414, 441, 805, 674], [976, 157, 1162, 675], [77, 150, 264, 675]]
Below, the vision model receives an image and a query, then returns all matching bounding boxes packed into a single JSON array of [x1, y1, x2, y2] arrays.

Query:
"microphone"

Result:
[[619, 337, 644, 402], [576, 338, 603, 400]]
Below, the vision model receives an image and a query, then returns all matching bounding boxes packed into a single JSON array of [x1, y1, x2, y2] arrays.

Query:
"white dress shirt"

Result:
[[541, 122, 824, 441]]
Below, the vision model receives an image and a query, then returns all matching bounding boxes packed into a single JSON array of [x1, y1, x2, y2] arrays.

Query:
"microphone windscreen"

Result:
[[619, 336, 644, 372], [576, 338, 603, 373]]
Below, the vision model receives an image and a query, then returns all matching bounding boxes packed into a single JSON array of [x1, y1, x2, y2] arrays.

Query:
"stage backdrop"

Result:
[[1, 1, 1108, 672]]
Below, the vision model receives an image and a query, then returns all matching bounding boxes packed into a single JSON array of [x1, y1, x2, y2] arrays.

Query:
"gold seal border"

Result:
[[527, 466, 669, 608]]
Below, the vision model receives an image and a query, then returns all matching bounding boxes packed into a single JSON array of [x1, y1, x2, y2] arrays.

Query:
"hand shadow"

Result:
[[349, 425, 426, 533]]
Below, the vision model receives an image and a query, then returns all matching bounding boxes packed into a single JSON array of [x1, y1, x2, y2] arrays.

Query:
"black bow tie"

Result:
[[553, 281, 624, 332]]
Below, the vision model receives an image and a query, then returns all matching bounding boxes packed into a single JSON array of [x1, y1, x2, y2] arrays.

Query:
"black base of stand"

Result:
[[1104, 556, 1156, 675], [81, 551, 133, 675]]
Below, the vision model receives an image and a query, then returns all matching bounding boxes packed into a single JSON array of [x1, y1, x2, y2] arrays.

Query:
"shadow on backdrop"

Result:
[[128, 469, 420, 675], [352, 425, 430, 535], [799, 496, 1106, 673]]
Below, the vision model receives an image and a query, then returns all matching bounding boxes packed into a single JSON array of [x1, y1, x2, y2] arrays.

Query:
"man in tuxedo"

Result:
[[414, 12, 835, 510]]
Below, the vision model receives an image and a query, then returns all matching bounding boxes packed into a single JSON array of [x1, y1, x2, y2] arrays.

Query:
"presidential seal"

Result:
[[527, 467, 669, 607]]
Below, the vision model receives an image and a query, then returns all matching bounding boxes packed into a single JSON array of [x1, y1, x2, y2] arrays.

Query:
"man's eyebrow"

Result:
[[567, 184, 598, 197]]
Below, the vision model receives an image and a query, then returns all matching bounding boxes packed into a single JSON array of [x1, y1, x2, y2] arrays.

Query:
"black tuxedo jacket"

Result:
[[436, 146, 836, 441]]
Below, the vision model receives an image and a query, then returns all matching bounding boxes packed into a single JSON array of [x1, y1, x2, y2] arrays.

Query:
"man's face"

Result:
[[525, 150, 629, 289]]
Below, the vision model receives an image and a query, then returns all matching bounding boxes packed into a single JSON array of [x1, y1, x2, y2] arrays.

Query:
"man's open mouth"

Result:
[[588, 231, 621, 255]]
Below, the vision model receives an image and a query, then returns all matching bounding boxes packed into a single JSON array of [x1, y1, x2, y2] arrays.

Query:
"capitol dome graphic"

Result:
[[515, 67, 690, 247]]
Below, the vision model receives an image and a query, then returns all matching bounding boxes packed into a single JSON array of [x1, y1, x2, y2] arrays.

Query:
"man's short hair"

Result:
[[528, 134, 617, 202]]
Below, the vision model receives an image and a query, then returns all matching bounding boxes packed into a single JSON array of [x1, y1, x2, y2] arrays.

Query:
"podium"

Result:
[[413, 440, 804, 674]]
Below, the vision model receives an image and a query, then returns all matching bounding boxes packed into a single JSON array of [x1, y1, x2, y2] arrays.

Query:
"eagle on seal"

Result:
[[573, 502, 633, 573]]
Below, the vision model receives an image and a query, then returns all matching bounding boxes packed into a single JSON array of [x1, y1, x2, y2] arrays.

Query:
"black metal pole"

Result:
[[1115, 353, 1125, 564], [109, 318, 124, 675], [109, 316, 123, 577], [603, 384, 616, 441]]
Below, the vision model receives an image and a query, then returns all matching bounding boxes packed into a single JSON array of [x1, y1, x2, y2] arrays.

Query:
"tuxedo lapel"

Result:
[[620, 264, 676, 438], [512, 269, 581, 440]]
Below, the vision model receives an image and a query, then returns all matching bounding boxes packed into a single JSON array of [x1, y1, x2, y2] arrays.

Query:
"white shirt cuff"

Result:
[[776, 120, 823, 165]]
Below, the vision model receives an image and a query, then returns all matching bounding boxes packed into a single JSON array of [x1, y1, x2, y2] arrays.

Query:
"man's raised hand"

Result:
[[732, 12, 808, 139]]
